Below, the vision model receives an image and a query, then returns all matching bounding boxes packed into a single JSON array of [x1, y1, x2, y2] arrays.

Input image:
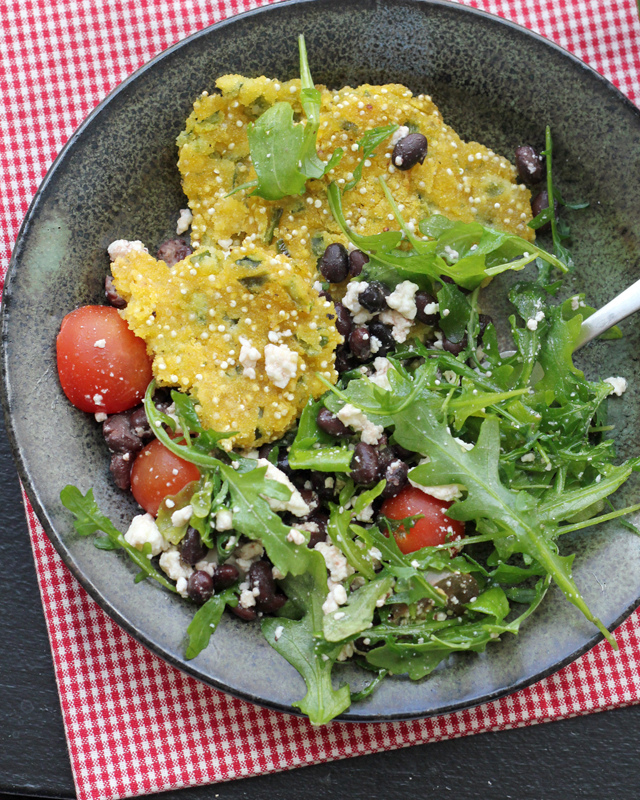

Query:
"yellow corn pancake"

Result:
[[177, 75, 534, 276], [111, 243, 342, 449]]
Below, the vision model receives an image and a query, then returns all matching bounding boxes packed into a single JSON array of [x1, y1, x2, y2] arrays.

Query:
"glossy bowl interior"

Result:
[[4, 0, 640, 720]]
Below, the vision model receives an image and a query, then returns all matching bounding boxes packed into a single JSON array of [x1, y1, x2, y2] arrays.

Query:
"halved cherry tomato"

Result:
[[130, 439, 201, 516], [56, 305, 152, 414], [380, 486, 465, 554]]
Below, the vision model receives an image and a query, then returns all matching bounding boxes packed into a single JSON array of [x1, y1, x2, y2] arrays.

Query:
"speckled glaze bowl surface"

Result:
[[4, 0, 640, 721]]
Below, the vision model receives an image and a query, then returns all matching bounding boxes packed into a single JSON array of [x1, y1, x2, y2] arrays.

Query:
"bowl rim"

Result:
[[3, 0, 640, 722]]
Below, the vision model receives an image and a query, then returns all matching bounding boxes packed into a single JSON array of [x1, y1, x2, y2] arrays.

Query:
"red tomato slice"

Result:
[[56, 305, 152, 414], [131, 439, 201, 516], [380, 485, 465, 554]]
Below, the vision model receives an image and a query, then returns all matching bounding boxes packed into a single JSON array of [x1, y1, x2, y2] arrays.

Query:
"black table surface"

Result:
[[2, 410, 640, 800]]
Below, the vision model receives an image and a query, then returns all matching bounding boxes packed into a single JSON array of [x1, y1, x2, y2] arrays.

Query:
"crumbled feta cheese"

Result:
[[409, 479, 464, 501], [380, 308, 413, 343], [315, 541, 355, 583], [322, 580, 349, 615], [336, 642, 355, 661], [94, 412, 107, 423], [257, 458, 311, 516], [368, 357, 393, 391], [390, 125, 410, 146], [234, 541, 264, 572], [520, 452, 536, 463], [313, 280, 324, 292], [386, 281, 419, 320], [94, 338, 106, 349], [238, 336, 261, 379], [337, 403, 384, 445], [176, 208, 193, 235], [175, 577, 189, 597], [159, 549, 193, 588], [215, 508, 234, 531], [272, 565, 286, 580], [170, 504, 193, 528], [238, 580, 256, 608], [342, 281, 374, 323], [369, 335, 381, 354], [604, 376, 628, 396], [124, 514, 169, 557], [356, 504, 374, 522], [264, 343, 298, 388], [107, 239, 148, 261], [287, 528, 306, 545], [526, 318, 538, 331], [274, 625, 284, 641], [571, 296, 580, 311]]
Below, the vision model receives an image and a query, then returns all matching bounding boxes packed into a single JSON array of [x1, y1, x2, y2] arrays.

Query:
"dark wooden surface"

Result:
[[2, 411, 640, 800]]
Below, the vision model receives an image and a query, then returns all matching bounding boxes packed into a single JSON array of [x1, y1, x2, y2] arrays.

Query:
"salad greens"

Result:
[[59, 39, 640, 726]]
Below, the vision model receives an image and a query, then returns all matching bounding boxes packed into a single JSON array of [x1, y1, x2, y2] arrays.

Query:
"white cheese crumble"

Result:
[[238, 337, 261, 379], [386, 281, 419, 320], [234, 541, 264, 572], [287, 528, 306, 545], [94, 412, 107, 423], [409, 479, 464, 502], [264, 343, 298, 388], [604, 376, 628, 396], [380, 308, 413, 342], [107, 239, 148, 261], [571, 296, 580, 311], [94, 339, 106, 349], [124, 514, 169, 557], [256, 458, 311, 517], [274, 625, 284, 641], [390, 125, 410, 147], [337, 403, 384, 445], [159, 549, 193, 595], [526, 318, 538, 331], [176, 208, 193, 235], [322, 580, 349, 615], [238, 580, 256, 608], [315, 541, 355, 583], [520, 452, 536, 463], [342, 281, 374, 323], [170, 504, 193, 528], [215, 508, 234, 531]]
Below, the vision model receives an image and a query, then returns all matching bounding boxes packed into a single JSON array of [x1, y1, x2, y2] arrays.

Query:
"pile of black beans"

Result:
[[514, 144, 556, 231]]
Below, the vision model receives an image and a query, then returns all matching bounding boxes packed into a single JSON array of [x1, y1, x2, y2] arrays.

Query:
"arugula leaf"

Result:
[[185, 588, 238, 659], [262, 550, 351, 724], [288, 398, 354, 472], [344, 124, 398, 191], [231, 35, 342, 201], [323, 575, 394, 642], [60, 485, 176, 592]]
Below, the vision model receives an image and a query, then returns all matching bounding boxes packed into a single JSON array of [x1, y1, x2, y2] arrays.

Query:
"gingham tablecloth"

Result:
[[3, 2, 640, 799]]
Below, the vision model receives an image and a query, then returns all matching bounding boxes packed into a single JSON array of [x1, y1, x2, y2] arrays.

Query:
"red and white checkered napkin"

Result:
[[3, 1, 640, 799]]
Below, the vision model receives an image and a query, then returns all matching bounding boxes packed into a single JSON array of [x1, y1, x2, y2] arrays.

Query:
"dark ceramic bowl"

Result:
[[4, 0, 640, 721]]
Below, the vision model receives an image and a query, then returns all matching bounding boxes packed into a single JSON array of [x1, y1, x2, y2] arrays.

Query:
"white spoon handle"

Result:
[[574, 277, 640, 351]]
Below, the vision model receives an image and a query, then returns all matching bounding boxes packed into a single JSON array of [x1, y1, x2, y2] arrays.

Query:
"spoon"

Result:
[[573, 276, 640, 350]]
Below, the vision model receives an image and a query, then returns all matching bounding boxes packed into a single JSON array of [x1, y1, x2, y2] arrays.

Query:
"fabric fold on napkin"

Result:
[[3, 2, 640, 799]]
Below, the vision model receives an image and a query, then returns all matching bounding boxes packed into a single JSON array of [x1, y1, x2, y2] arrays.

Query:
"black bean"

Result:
[[530, 189, 558, 232], [129, 406, 154, 441], [299, 488, 319, 513], [179, 527, 208, 565], [187, 570, 214, 604], [391, 443, 416, 461], [441, 334, 468, 356], [231, 605, 258, 621], [310, 472, 336, 502], [381, 460, 409, 499], [105, 274, 127, 308], [102, 414, 142, 454], [514, 145, 544, 185], [478, 313, 493, 338], [305, 511, 329, 548], [213, 563, 239, 590], [359, 281, 389, 313], [319, 289, 333, 302], [433, 573, 480, 611], [249, 561, 287, 613], [258, 443, 275, 461], [316, 407, 350, 438], [334, 302, 353, 337], [368, 319, 395, 356], [440, 275, 470, 295], [348, 325, 371, 361], [376, 446, 396, 474], [318, 243, 350, 283], [157, 238, 193, 267], [392, 133, 428, 170], [276, 449, 293, 477], [110, 453, 132, 491], [335, 347, 355, 374], [349, 249, 369, 278], [415, 291, 439, 325], [351, 442, 380, 485]]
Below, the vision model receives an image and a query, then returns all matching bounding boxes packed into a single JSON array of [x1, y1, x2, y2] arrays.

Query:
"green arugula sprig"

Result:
[[60, 485, 177, 592], [343, 124, 399, 191], [230, 35, 342, 201]]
